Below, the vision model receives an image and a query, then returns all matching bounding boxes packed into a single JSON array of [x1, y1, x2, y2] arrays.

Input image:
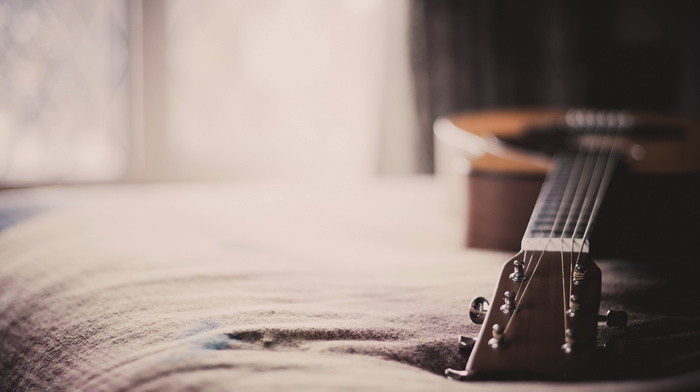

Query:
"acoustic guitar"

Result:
[[435, 109, 700, 380]]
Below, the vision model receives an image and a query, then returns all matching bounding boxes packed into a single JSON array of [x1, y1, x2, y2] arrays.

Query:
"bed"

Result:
[[1, 178, 699, 391]]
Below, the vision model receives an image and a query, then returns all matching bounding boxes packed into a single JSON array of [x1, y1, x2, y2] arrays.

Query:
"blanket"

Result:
[[1, 178, 699, 391]]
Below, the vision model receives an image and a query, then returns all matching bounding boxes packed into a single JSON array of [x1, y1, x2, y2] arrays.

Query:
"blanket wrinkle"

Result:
[[228, 327, 405, 346]]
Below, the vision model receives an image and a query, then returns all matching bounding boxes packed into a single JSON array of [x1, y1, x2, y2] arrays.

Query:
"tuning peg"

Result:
[[469, 297, 490, 325], [444, 336, 476, 381], [500, 291, 516, 314], [598, 310, 628, 328], [445, 368, 470, 381], [509, 260, 527, 282], [458, 336, 476, 359], [561, 328, 576, 354], [566, 295, 581, 317], [488, 324, 507, 349]]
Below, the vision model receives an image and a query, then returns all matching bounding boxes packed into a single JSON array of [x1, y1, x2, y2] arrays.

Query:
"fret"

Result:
[[533, 210, 593, 220], [531, 211, 594, 225]]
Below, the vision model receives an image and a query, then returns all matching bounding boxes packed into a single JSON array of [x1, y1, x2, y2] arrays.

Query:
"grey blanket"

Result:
[[1, 179, 699, 391]]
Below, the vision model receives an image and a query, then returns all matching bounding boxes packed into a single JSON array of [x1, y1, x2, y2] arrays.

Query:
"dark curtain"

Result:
[[411, 0, 700, 172]]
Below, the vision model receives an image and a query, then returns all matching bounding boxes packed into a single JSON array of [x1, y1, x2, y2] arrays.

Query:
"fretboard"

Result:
[[521, 148, 620, 253]]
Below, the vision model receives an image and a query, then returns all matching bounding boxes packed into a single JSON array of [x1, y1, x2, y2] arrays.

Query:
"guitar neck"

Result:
[[522, 148, 621, 253]]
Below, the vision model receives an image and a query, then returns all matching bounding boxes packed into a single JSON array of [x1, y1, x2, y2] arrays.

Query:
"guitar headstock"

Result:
[[448, 250, 601, 380]]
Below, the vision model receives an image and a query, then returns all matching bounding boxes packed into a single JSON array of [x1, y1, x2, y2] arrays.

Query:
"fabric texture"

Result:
[[1, 179, 699, 391]]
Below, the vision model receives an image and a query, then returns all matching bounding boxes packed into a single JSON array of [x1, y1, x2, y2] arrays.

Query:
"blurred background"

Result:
[[0, 0, 419, 186], [1, 0, 699, 187]]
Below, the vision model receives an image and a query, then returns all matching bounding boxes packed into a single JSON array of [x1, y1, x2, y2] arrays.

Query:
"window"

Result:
[[0, 0, 417, 185]]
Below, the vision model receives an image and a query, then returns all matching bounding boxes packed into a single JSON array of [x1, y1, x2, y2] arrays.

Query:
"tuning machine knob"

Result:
[[488, 324, 507, 349], [469, 296, 490, 325], [458, 335, 476, 359], [500, 291, 516, 314], [509, 260, 527, 282], [445, 368, 471, 381], [598, 310, 628, 328], [445, 337, 476, 381], [561, 328, 576, 354]]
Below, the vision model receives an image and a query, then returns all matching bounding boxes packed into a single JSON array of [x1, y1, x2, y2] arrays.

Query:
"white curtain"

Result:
[[160, 0, 419, 180]]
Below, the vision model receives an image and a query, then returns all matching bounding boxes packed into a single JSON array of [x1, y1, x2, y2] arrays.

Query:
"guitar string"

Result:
[[557, 143, 597, 335], [571, 116, 619, 261], [557, 119, 600, 323], [502, 111, 627, 343], [514, 250, 535, 309], [563, 124, 604, 256], [560, 239, 569, 334], [575, 114, 625, 266], [504, 247, 546, 335], [559, 112, 618, 336], [563, 114, 615, 300], [558, 117, 611, 335], [514, 146, 572, 307], [505, 110, 622, 338], [559, 112, 623, 344], [505, 157, 579, 335], [522, 147, 566, 240], [504, 131, 591, 335]]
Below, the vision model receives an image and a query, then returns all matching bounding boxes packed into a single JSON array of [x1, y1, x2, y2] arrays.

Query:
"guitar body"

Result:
[[437, 109, 700, 380]]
